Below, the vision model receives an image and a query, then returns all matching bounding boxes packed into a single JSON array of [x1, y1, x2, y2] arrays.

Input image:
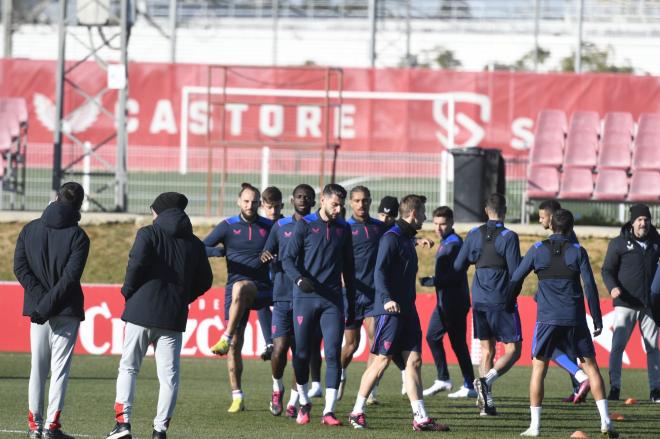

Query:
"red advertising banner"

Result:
[[0, 281, 648, 369], [2, 60, 660, 162]]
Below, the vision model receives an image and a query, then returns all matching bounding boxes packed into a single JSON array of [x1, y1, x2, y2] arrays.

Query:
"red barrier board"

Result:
[[0, 281, 649, 368], [2, 60, 660, 159]]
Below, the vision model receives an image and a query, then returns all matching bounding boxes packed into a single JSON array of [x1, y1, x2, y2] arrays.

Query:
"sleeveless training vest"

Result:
[[475, 224, 507, 269], [535, 239, 580, 282]]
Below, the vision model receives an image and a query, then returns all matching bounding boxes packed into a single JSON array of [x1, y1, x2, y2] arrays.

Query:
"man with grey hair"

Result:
[[602, 203, 660, 403]]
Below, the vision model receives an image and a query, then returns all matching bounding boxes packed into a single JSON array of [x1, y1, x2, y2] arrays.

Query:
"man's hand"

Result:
[[260, 250, 276, 263], [384, 300, 400, 314], [296, 277, 315, 293], [419, 276, 434, 287], [30, 311, 47, 325], [592, 325, 603, 337], [610, 287, 622, 299], [416, 238, 435, 249]]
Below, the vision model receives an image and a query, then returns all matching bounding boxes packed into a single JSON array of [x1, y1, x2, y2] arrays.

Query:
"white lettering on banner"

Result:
[[115, 99, 140, 133], [588, 310, 629, 365], [297, 106, 322, 138], [189, 100, 209, 135], [260, 105, 284, 137], [80, 302, 112, 355], [181, 319, 198, 356], [111, 318, 125, 355], [334, 104, 356, 139], [197, 316, 225, 356], [432, 93, 491, 148], [150, 99, 177, 134], [227, 103, 248, 135], [510, 117, 534, 150]]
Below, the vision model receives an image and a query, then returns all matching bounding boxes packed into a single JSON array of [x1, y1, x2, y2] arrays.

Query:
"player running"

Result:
[[205, 183, 273, 413], [282, 183, 356, 426], [260, 184, 316, 417], [507, 209, 618, 438]]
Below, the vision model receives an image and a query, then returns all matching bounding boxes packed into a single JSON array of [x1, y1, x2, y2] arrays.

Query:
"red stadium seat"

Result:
[[564, 131, 598, 168], [558, 167, 594, 200], [632, 130, 660, 171], [527, 166, 560, 199], [637, 113, 660, 134], [530, 110, 567, 167], [569, 111, 600, 137], [593, 169, 628, 201], [603, 112, 633, 135], [598, 132, 632, 169], [628, 171, 660, 202]]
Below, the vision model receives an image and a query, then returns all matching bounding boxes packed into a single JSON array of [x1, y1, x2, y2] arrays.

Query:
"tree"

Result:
[[560, 42, 634, 73]]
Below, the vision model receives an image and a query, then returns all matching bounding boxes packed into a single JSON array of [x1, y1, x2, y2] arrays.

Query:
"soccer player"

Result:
[[281, 183, 356, 426], [348, 194, 449, 431], [205, 183, 273, 412], [14, 182, 89, 439], [256, 186, 286, 361], [507, 209, 618, 438], [377, 196, 399, 227], [454, 193, 521, 416], [260, 184, 316, 417], [106, 193, 212, 439], [538, 200, 591, 403], [419, 206, 476, 398], [337, 186, 386, 402], [602, 203, 660, 402]]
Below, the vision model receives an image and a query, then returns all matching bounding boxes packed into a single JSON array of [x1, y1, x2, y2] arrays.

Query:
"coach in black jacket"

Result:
[[107, 192, 213, 439], [14, 182, 89, 439], [601, 203, 660, 403]]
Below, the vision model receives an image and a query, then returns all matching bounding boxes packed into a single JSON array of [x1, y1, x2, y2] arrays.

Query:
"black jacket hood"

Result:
[[41, 202, 81, 229], [154, 208, 193, 237]]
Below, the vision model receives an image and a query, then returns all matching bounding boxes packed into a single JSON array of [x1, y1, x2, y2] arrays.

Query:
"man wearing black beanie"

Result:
[[602, 203, 660, 403]]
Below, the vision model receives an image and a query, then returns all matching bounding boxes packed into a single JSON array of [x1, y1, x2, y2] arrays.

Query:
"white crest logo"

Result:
[[33, 93, 100, 134], [384, 208, 391, 213], [432, 92, 491, 148]]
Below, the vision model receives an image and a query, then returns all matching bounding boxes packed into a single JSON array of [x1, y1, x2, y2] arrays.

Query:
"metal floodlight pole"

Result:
[[2, 0, 12, 58], [52, 0, 68, 195], [115, 0, 129, 211], [533, 0, 540, 71], [575, 0, 584, 73], [405, 0, 411, 65], [368, 0, 377, 68], [168, 0, 177, 63], [272, 0, 279, 65]]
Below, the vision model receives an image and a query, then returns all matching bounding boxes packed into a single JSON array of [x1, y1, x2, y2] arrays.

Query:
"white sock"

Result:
[[411, 399, 428, 422], [595, 399, 611, 426], [273, 377, 284, 392], [530, 406, 542, 430], [341, 368, 346, 380], [232, 389, 243, 400], [297, 383, 310, 405], [575, 370, 588, 384], [353, 394, 367, 414], [324, 388, 338, 415], [310, 381, 321, 390], [287, 389, 299, 407], [222, 332, 233, 343], [485, 368, 499, 387]]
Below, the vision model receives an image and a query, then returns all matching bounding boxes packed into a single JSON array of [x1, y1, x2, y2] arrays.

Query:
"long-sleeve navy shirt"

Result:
[[263, 215, 298, 302], [430, 231, 470, 313], [203, 214, 273, 290], [347, 216, 386, 303], [372, 219, 418, 316], [281, 211, 356, 307], [510, 234, 602, 328], [454, 220, 521, 310]]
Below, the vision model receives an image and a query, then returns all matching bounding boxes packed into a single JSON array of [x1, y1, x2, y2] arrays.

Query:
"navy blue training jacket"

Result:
[[429, 231, 470, 313], [347, 216, 387, 303], [263, 215, 298, 302]]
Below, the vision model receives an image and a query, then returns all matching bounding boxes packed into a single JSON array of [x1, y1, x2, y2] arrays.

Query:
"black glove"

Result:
[[419, 276, 434, 287], [296, 277, 315, 293], [30, 310, 47, 325]]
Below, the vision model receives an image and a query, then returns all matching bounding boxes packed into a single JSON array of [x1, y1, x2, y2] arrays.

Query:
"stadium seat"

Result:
[[564, 131, 598, 168], [593, 169, 628, 201], [632, 130, 660, 170], [637, 113, 660, 134], [558, 167, 594, 200], [569, 111, 600, 137], [530, 110, 567, 167], [0, 98, 28, 127], [527, 165, 560, 199], [628, 170, 660, 202], [598, 132, 632, 169], [603, 112, 634, 135]]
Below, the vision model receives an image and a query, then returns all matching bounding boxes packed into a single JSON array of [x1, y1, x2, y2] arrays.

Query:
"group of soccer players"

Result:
[[202, 182, 620, 436]]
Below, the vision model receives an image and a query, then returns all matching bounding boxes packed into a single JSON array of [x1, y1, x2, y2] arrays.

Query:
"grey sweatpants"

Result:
[[28, 316, 80, 432], [608, 306, 660, 391], [114, 322, 182, 432]]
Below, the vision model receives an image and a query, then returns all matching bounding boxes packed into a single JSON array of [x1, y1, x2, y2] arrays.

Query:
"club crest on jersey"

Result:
[[297, 316, 304, 325], [259, 228, 267, 237], [383, 341, 392, 351], [271, 325, 277, 334], [311, 227, 321, 234], [232, 229, 241, 235], [284, 231, 293, 238], [352, 229, 359, 235]]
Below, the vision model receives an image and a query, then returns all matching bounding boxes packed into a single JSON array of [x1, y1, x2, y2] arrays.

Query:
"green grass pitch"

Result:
[[0, 353, 657, 438]]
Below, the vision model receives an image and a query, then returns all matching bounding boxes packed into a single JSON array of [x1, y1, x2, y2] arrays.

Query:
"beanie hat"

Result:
[[151, 192, 188, 214], [629, 203, 651, 222], [378, 196, 399, 216]]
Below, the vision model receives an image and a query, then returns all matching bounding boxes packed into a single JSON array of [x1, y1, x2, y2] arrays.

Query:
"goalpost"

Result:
[[204, 65, 344, 216]]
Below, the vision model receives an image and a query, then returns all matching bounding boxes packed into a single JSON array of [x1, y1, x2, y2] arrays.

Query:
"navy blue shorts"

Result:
[[343, 292, 375, 330], [532, 322, 595, 360], [473, 307, 522, 343], [224, 283, 273, 330], [371, 312, 422, 356], [271, 301, 294, 339]]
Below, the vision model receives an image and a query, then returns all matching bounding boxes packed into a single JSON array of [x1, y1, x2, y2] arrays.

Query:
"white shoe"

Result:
[[520, 427, 539, 437], [401, 371, 407, 396], [307, 385, 323, 398], [448, 386, 478, 398], [423, 380, 452, 396]]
